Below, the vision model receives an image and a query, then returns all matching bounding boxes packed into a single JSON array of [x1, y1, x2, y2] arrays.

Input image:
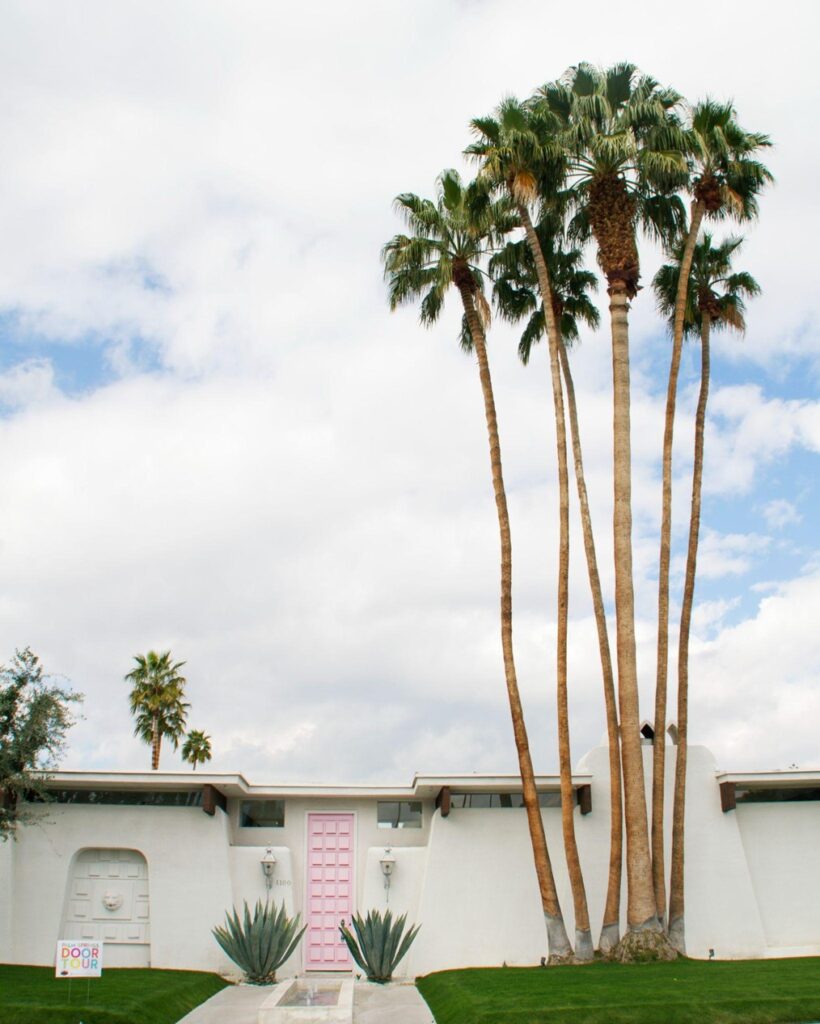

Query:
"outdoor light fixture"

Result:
[[379, 847, 396, 903], [261, 847, 277, 891]]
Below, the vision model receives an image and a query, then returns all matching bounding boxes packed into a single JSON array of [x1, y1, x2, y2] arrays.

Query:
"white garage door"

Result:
[[62, 848, 150, 967]]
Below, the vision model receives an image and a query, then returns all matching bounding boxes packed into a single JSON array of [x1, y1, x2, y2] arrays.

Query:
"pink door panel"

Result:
[[305, 813, 354, 969]]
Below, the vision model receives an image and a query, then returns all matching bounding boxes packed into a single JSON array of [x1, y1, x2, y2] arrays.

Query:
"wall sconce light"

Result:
[[261, 847, 277, 891], [379, 847, 396, 903]]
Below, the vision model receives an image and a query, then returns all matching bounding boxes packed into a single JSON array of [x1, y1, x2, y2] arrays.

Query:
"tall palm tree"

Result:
[[382, 169, 573, 962], [182, 729, 212, 771], [490, 216, 625, 952], [535, 63, 687, 953], [652, 101, 772, 923], [125, 651, 189, 770], [654, 234, 760, 951], [468, 100, 592, 959]]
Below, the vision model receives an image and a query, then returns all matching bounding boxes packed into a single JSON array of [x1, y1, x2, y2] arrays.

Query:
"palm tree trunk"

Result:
[[668, 311, 711, 953], [558, 341, 623, 953], [458, 280, 573, 962], [151, 715, 161, 771], [609, 284, 661, 934], [518, 204, 591, 960], [652, 201, 705, 924]]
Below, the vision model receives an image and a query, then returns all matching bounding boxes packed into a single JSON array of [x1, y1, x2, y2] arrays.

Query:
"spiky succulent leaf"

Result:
[[212, 899, 306, 984], [338, 908, 421, 983]]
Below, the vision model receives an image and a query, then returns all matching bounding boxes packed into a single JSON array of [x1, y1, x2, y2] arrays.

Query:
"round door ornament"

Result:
[[102, 891, 124, 912]]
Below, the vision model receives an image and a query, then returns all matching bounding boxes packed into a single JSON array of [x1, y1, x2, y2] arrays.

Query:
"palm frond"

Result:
[[653, 229, 760, 339]]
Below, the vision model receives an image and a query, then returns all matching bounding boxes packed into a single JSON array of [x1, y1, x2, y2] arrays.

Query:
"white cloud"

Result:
[[691, 568, 820, 770], [705, 385, 820, 496], [762, 498, 802, 529], [691, 598, 740, 634], [679, 530, 770, 580], [0, 359, 58, 409], [0, 0, 818, 781]]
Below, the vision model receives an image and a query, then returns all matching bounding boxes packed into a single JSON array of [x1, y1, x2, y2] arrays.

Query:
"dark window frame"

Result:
[[449, 791, 562, 809], [377, 800, 423, 829], [41, 789, 203, 807], [239, 799, 286, 828], [735, 787, 820, 804]]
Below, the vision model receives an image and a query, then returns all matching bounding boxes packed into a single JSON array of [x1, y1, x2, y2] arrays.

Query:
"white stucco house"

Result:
[[1, 735, 819, 977]]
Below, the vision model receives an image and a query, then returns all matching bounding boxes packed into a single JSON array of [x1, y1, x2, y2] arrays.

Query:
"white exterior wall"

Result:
[[7, 803, 235, 973], [3, 745, 820, 975], [360, 846, 427, 927], [0, 838, 13, 962], [408, 804, 564, 974], [228, 846, 295, 918], [672, 747, 767, 960], [735, 803, 820, 956]]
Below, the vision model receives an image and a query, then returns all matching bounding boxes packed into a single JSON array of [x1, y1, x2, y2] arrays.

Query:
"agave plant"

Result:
[[212, 900, 306, 984], [339, 909, 420, 984]]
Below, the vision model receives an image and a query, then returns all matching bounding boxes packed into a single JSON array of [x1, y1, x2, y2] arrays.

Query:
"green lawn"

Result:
[[0, 964, 229, 1024], [416, 957, 820, 1024]]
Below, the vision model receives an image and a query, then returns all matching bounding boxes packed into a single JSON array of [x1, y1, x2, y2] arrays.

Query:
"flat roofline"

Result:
[[37, 766, 820, 799], [36, 769, 594, 800], [716, 770, 820, 787]]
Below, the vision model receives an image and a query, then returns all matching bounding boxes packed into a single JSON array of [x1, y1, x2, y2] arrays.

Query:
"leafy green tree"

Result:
[[125, 651, 188, 770], [468, 99, 592, 960], [652, 101, 772, 924], [382, 169, 573, 962], [0, 648, 82, 840], [534, 61, 688, 956], [654, 233, 760, 952], [490, 213, 626, 954], [182, 729, 212, 770]]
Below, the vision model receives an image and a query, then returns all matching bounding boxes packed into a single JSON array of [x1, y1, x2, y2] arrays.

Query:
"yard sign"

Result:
[[55, 940, 103, 977]]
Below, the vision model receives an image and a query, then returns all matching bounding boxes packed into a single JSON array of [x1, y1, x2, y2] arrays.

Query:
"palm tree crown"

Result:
[[534, 62, 689, 294], [467, 96, 565, 204], [125, 651, 189, 770], [653, 232, 760, 334], [489, 212, 599, 362], [685, 99, 772, 220], [182, 729, 212, 771], [382, 168, 516, 345]]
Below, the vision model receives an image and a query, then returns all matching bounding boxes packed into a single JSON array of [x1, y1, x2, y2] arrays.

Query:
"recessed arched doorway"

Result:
[[61, 848, 150, 967]]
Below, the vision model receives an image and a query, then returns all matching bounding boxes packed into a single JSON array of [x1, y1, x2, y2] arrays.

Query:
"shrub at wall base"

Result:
[[212, 899, 306, 984], [339, 909, 420, 983]]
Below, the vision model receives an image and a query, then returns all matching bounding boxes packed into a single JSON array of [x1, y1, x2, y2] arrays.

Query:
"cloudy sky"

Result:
[[1, 0, 818, 781]]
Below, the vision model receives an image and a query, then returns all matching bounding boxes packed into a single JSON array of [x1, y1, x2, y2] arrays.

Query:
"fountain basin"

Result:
[[258, 977, 354, 1024]]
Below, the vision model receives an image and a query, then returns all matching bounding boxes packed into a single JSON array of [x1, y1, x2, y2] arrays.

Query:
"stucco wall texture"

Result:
[[3, 744, 818, 975]]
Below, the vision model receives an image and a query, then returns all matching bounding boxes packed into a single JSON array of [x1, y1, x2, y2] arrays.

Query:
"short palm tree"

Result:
[[382, 169, 573, 962], [125, 651, 189, 770], [654, 233, 760, 952], [535, 62, 688, 955], [652, 100, 772, 923], [182, 729, 212, 770], [490, 215, 625, 953], [468, 99, 593, 960]]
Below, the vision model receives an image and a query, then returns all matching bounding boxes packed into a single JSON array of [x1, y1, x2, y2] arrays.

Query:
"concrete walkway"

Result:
[[354, 980, 434, 1024], [177, 983, 269, 1024], [176, 979, 435, 1024]]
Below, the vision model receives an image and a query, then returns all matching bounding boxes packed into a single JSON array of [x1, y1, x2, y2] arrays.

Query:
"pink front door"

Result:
[[305, 813, 354, 969]]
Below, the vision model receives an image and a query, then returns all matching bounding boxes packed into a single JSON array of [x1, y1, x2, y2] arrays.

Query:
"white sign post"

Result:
[[55, 940, 103, 978]]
